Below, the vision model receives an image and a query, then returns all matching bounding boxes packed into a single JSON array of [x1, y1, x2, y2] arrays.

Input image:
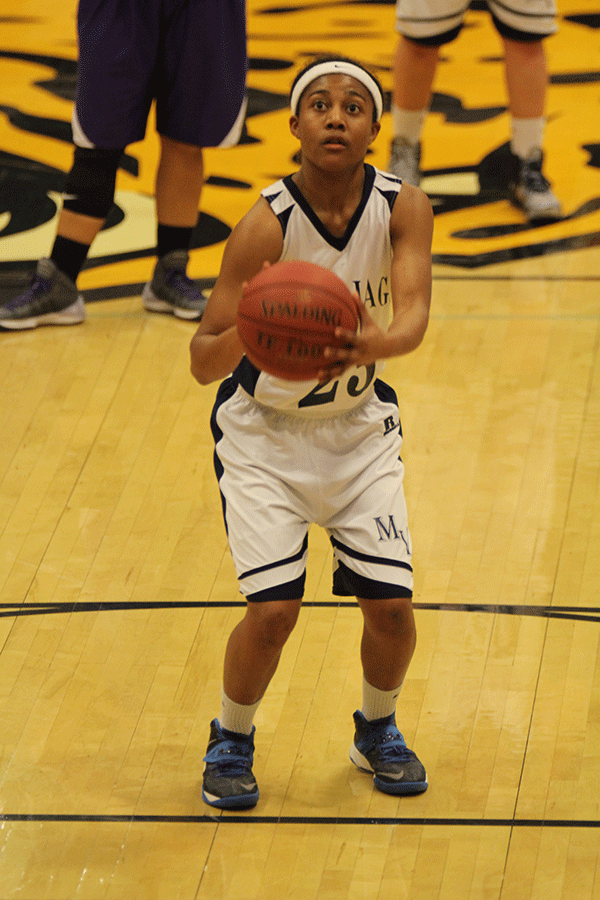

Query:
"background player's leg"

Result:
[[142, 135, 209, 319], [392, 35, 439, 113], [502, 36, 561, 219], [155, 135, 205, 228], [389, 36, 439, 185]]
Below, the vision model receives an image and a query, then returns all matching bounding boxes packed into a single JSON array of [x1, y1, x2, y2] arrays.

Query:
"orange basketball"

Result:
[[237, 260, 360, 381]]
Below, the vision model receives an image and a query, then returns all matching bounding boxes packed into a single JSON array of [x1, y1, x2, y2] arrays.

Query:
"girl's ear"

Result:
[[370, 119, 381, 143], [289, 114, 299, 138]]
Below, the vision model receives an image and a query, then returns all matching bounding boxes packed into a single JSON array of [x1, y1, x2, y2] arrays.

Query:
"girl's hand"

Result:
[[316, 300, 388, 383]]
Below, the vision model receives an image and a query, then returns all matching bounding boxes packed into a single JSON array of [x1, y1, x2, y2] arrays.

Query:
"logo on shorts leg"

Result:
[[374, 516, 411, 552], [383, 415, 399, 435]]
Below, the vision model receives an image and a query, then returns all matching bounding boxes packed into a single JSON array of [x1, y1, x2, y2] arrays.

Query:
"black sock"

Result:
[[50, 235, 91, 284], [156, 224, 194, 260]]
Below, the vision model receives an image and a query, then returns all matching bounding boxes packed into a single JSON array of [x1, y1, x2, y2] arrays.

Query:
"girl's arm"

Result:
[[190, 198, 284, 385]]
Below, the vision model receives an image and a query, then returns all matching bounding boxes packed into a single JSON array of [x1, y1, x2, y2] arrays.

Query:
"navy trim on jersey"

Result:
[[262, 190, 295, 235], [282, 164, 377, 252], [275, 203, 294, 236], [374, 378, 403, 437], [210, 376, 240, 535], [232, 356, 261, 396], [374, 171, 403, 213], [262, 189, 283, 204], [374, 378, 398, 407]]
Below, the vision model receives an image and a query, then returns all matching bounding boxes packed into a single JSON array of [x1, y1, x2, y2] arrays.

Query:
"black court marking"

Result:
[[1, 601, 599, 622], [0, 813, 598, 827]]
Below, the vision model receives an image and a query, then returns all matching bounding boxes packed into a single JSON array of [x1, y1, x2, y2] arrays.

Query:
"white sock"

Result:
[[391, 105, 428, 146], [361, 676, 403, 722], [510, 116, 545, 160], [220, 688, 261, 735]]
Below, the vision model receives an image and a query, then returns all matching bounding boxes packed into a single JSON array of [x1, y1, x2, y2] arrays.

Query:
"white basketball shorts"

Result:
[[211, 379, 414, 602], [395, 0, 557, 42]]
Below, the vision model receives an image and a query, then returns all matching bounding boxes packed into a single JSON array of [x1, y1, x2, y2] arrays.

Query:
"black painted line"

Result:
[[418, 603, 600, 623], [1, 601, 599, 622], [0, 813, 598, 827]]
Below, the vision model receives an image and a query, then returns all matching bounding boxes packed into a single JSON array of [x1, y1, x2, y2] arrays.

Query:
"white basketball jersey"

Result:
[[232, 164, 403, 417]]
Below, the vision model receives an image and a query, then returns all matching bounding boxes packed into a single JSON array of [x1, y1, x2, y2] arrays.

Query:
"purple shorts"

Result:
[[73, 0, 247, 149]]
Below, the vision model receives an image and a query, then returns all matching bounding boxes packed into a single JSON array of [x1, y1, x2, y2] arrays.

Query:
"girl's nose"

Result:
[[326, 105, 345, 127]]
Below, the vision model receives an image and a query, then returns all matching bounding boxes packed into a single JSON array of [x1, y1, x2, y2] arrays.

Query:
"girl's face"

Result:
[[290, 73, 380, 172]]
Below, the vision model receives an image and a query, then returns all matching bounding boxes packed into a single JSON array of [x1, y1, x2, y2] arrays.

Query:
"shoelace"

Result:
[[205, 738, 253, 775], [6, 275, 51, 310], [369, 726, 415, 763]]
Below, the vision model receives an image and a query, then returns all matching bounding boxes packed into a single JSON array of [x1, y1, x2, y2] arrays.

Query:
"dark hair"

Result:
[[290, 53, 384, 123]]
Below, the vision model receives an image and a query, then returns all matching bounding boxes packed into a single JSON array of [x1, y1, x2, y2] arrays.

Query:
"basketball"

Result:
[[236, 260, 360, 381]]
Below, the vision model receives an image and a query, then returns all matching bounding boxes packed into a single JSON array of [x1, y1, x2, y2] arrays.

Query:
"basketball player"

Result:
[[190, 54, 433, 809], [0, 0, 247, 330], [388, 0, 562, 221]]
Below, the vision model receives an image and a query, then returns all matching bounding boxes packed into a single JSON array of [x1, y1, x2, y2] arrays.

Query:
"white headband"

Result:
[[290, 61, 383, 121]]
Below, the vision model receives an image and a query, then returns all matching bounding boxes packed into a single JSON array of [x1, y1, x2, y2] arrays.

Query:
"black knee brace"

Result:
[[62, 146, 125, 218]]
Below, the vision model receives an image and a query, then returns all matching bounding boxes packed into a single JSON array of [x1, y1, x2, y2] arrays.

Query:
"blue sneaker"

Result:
[[350, 710, 428, 795], [202, 719, 259, 810], [142, 250, 208, 320]]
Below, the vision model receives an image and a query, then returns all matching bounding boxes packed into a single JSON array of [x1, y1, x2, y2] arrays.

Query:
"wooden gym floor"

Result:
[[1, 1, 600, 898]]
